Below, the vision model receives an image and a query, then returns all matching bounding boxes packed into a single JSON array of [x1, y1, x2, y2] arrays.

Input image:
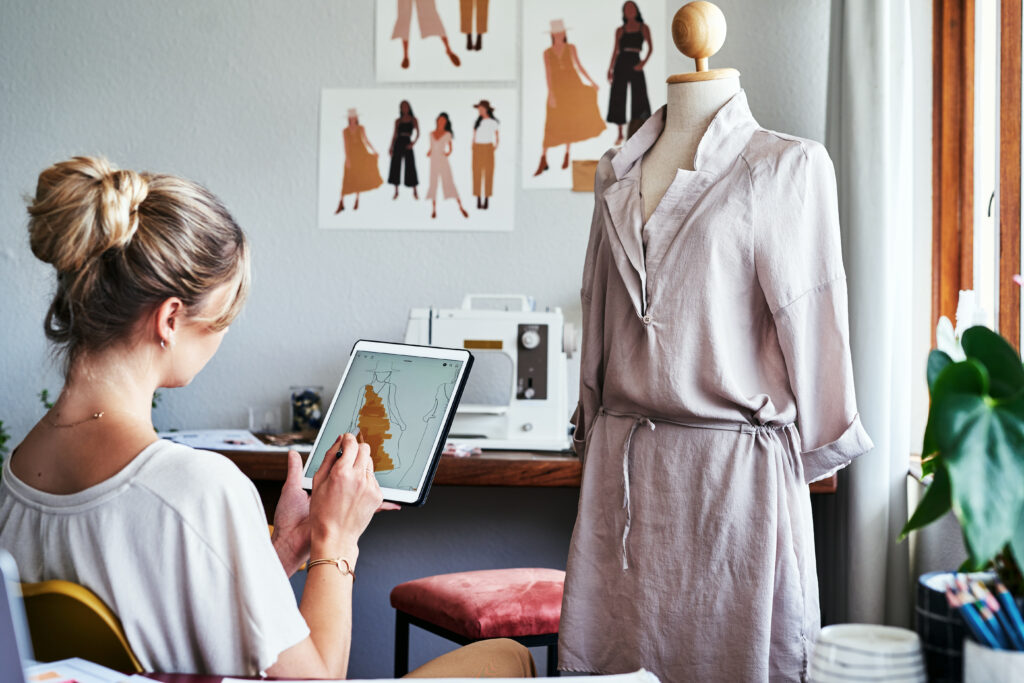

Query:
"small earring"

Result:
[[160, 339, 166, 349]]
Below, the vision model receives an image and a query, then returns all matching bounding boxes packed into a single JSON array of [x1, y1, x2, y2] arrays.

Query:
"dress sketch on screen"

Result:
[[399, 367, 459, 489], [388, 100, 420, 200], [606, 1, 653, 146], [471, 100, 499, 210], [533, 19, 607, 177], [335, 108, 383, 213], [392, 0, 461, 69], [350, 365, 407, 473], [426, 112, 470, 219], [460, 0, 488, 52]]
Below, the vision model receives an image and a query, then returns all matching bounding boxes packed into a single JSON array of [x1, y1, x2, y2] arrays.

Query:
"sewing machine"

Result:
[[404, 295, 575, 451]]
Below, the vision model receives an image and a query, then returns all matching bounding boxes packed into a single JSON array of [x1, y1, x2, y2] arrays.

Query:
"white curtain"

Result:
[[819, 0, 915, 627]]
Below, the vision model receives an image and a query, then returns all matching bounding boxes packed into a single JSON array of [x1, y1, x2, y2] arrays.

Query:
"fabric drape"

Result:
[[818, 0, 914, 628]]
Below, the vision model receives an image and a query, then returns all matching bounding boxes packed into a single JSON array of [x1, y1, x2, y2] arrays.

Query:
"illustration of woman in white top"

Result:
[[470, 100, 499, 210], [392, 0, 461, 69], [426, 112, 469, 219]]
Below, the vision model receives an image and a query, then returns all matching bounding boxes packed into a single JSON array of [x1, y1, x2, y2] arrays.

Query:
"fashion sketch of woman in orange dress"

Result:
[[426, 112, 469, 219], [534, 19, 607, 176], [392, 0, 461, 70], [335, 108, 383, 213], [606, 1, 652, 145]]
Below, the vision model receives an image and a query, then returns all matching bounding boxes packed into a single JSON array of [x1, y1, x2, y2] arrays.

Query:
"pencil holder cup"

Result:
[[963, 638, 1024, 682], [290, 385, 324, 432]]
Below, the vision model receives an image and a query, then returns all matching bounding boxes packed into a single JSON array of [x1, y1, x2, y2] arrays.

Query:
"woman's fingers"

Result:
[[336, 433, 360, 468], [313, 435, 343, 487], [376, 502, 402, 512]]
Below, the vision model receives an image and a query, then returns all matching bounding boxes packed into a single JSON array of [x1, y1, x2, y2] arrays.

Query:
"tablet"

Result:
[[301, 340, 473, 506]]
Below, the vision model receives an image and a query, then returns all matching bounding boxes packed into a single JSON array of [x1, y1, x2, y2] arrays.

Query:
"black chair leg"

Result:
[[547, 642, 560, 677], [395, 611, 410, 677]]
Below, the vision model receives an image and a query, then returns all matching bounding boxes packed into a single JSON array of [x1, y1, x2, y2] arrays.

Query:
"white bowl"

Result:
[[810, 624, 926, 682]]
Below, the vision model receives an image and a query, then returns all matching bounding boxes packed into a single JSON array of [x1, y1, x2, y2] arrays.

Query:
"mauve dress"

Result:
[[560, 92, 873, 682]]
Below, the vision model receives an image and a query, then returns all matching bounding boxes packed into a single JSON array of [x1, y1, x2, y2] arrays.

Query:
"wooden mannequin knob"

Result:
[[667, 1, 739, 83]]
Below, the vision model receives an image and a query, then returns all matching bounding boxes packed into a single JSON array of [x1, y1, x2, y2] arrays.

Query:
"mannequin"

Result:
[[561, 2, 873, 681], [639, 1, 740, 222]]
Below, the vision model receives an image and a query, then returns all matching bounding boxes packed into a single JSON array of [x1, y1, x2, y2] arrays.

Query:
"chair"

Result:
[[20, 580, 142, 673], [391, 568, 564, 677]]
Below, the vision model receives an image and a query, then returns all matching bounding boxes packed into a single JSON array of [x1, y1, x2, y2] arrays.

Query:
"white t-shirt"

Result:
[[0, 440, 310, 676], [473, 118, 499, 145]]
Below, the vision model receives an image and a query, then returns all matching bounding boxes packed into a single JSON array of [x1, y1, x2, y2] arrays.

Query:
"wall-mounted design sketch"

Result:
[[521, 0, 666, 190], [319, 87, 516, 231], [375, 0, 518, 82]]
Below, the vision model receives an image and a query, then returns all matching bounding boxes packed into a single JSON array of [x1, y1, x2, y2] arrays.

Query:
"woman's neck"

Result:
[[55, 347, 159, 427]]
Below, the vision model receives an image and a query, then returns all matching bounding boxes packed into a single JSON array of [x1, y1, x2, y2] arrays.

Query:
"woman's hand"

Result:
[[272, 450, 311, 576], [308, 434, 384, 563]]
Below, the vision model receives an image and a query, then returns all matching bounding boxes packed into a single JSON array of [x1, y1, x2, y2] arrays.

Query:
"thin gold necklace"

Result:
[[47, 411, 105, 429]]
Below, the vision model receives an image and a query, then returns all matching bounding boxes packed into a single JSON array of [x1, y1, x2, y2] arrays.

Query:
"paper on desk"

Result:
[[157, 429, 274, 451], [222, 669, 659, 682], [25, 657, 140, 682]]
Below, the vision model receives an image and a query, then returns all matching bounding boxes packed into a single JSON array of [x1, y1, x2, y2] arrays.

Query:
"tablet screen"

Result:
[[304, 347, 467, 495]]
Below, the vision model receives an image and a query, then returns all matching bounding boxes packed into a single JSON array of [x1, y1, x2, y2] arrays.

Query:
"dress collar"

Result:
[[610, 89, 759, 180]]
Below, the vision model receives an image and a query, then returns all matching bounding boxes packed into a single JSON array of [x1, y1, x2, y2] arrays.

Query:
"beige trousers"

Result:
[[404, 638, 536, 678], [459, 0, 489, 34], [472, 143, 495, 198]]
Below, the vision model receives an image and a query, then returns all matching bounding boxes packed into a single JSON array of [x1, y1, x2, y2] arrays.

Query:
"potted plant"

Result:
[[902, 324, 1024, 680]]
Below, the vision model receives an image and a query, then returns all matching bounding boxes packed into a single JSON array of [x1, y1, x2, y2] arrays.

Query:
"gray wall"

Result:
[[0, 1, 831, 678]]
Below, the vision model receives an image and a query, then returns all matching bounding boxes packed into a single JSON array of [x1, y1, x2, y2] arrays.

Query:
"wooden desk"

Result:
[[212, 447, 835, 519]]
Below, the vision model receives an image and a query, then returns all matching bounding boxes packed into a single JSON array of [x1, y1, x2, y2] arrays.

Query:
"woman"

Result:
[[392, 0, 460, 69], [426, 113, 469, 219], [336, 108, 383, 213], [534, 19, 606, 177], [470, 99, 499, 210], [388, 100, 420, 200], [0, 157, 529, 678], [606, 2, 652, 145]]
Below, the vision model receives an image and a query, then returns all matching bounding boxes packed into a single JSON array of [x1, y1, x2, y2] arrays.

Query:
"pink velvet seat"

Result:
[[390, 568, 565, 677]]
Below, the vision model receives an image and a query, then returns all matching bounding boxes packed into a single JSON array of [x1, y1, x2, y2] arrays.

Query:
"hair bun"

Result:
[[28, 156, 149, 272]]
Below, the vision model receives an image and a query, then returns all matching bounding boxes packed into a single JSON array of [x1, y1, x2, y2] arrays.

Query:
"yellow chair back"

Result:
[[20, 580, 143, 673]]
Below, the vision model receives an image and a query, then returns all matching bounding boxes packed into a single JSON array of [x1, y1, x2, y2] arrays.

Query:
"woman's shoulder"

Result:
[[135, 440, 257, 508]]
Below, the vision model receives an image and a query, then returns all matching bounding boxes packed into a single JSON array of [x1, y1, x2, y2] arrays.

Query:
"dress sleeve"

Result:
[[572, 151, 615, 458], [754, 142, 873, 482]]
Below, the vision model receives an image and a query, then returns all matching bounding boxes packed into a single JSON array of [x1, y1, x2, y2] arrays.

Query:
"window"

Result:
[[933, 0, 1022, 348]]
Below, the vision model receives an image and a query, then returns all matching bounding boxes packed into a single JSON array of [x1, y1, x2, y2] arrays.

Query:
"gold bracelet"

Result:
[[306, 557, 355, 581]]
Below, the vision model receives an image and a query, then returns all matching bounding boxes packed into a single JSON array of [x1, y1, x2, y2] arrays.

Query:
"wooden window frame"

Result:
[[933, 0, 1022, 349]]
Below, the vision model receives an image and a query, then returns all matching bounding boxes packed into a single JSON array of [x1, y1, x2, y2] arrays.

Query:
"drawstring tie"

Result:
[[621, 416, 655, 571]]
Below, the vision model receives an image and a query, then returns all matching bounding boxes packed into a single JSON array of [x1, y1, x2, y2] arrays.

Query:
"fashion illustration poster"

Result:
[[375, 0, 517, 82], [319, 88, 516, 231], [521, 0, 666, 190]]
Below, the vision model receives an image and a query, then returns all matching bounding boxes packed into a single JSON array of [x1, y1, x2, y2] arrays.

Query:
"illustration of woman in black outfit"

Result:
[[606, 1, 652, 146], [388, 100, 420, 200]]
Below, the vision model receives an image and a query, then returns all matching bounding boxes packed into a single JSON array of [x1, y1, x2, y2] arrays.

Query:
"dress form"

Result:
[[640, 1, 740, 222]]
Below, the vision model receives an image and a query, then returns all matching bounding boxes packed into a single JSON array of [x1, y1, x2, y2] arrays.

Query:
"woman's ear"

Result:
[[154, 297, 184, 347]]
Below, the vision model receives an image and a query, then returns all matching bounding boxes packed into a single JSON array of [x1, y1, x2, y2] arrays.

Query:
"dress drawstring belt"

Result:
[[597, 407, 791, 572], [620, 415, 655, 571]]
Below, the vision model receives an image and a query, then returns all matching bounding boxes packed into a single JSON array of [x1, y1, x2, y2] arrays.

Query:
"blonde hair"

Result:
[[28, 156, 250, 371]]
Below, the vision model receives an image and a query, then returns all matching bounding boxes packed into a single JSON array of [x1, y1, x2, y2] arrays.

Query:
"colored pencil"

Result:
[[972, 581, 1024, 650], [995, 581, 1024, 650], [947, 586, 1002, 649]]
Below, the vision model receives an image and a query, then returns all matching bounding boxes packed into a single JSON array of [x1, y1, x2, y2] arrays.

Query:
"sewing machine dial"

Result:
[[520, 329, 542, 350]]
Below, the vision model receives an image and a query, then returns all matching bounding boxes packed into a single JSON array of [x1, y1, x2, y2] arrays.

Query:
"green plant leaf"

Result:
[[1012, 507, 1024, 576], [933, 391, 1024, 566], [924, 359, 988, 463], [927, 350, 954, 392], [962, 326, 1024, 398], [900, 463, 953, 539]]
